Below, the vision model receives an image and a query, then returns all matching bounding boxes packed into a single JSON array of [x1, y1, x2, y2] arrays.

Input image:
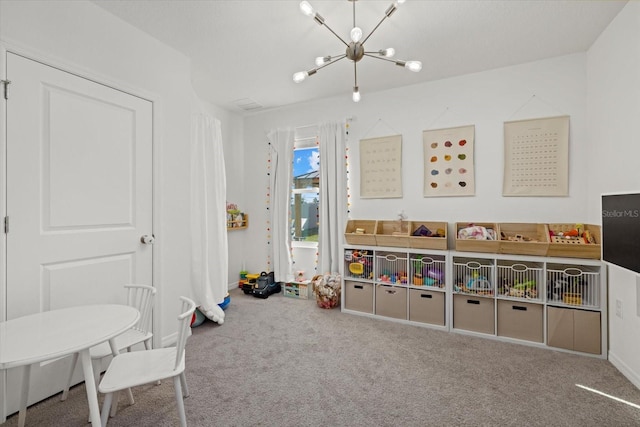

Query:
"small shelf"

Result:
[[227, 214, 248, 230]]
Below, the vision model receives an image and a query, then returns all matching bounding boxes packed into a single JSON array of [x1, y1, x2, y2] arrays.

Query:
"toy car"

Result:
[[252, 271, 281, 299]]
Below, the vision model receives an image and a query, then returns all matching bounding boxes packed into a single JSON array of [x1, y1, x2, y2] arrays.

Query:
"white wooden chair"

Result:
[[60, 284, 156, 404], [98, 296, 196, 427]]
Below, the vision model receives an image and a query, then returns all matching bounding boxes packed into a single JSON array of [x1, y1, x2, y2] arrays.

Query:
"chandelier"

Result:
[[293, 0, 422, 102]]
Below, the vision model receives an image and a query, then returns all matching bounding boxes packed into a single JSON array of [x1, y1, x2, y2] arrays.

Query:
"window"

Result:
[[291, 132, 319, 244]]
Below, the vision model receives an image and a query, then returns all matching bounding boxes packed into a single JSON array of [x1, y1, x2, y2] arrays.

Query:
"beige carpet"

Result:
[[5, 287, 640, 426]]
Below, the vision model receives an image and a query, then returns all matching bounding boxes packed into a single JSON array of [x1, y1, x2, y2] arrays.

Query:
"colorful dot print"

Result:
[[423, 126, 475, 196]]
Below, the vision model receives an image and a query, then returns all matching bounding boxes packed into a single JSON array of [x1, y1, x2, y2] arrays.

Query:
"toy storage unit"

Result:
[[341, 243, 607, 359], [284, 281, 311, 299], [342, 245, 448, 330], [450, 251, 606, 357]]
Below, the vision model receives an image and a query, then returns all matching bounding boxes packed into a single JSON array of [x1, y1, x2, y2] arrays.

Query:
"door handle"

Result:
[[140, 234, 155, 245]]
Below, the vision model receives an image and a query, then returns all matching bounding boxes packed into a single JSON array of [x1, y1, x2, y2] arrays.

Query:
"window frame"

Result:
[[291, 132, 319, 248]]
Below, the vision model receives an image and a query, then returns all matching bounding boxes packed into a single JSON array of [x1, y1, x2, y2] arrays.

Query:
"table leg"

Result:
[[79, 349, 101, 427], [17, 364, 31, 427]]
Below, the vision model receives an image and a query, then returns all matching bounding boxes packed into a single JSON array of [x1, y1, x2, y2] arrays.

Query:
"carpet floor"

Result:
[[5, 287, 640, 426]]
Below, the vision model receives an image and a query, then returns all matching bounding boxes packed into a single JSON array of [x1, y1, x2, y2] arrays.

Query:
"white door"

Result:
[[4, 52, 153, 414]]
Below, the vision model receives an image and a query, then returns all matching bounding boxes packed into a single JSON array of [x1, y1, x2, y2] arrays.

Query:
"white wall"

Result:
[[586, 2, 640, 389], [0, 0, 244, 341], [242, 53, 589, 273]]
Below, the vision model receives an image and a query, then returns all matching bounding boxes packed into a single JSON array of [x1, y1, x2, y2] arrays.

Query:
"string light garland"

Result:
[[266, 140, 272, 272]]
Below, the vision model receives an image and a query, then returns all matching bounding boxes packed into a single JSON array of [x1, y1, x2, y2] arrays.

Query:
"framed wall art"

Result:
[[360, 135, 402, 198], [503, 115, 569, 196], [423, 125, 475, 197]]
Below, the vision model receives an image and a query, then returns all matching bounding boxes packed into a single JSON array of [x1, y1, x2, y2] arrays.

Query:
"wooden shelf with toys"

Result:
[[226, 202, 248, 230], [341, 241, 607, 359]]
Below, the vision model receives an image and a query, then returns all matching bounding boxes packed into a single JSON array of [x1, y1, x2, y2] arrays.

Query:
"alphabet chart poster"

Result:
[[503, 115, 569, 196], [423, 125, 475, 197], [360, 135, 403, 198]]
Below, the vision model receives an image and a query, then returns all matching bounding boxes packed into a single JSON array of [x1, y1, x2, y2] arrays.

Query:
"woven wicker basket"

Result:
[[312, 273, 341, 309]]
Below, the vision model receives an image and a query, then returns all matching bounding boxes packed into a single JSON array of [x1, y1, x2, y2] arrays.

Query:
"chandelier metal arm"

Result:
[[321, 21, 350, 48], [354, 61, 358, 87], [363, 53, 404, 65], [361, 15, 388, 46], [317, 54, 347, 71], [306, 55, 347, 77]]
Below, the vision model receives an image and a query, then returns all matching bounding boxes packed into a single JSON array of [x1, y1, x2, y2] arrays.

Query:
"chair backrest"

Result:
[[174, 296, 197, 371], [125, 284, 156, 334]]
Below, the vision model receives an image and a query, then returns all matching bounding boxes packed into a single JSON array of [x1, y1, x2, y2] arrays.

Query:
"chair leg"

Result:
[[125, 387, 135, 405], [100, 392, 113, 427], [173, 375, 187, 427], [109, 391, 119, 417], [180, 372, 189, 398], [61, 352, 79, 401], [145, 339, 162, 386]]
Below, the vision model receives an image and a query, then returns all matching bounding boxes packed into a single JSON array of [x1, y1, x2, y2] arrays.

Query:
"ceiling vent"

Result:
[[233, 98, 264, 111]]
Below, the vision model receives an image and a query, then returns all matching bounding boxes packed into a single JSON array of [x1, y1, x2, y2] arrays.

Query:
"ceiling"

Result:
[[92, 0, 627, 114]]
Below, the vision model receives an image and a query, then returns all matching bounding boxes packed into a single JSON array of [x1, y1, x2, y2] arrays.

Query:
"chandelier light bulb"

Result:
[[299, 1, 315, 17], [352, 87, 361, 102], [293, 71, 308, 83], [315, 56, 331, 66], [379, 48, 395, 58], [350, 27, 363, 43], [397, 0, 406, 4], [405, 61, 422, 72]]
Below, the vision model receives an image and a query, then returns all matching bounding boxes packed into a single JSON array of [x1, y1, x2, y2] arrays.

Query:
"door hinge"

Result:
[[1, 79, 10, 100], [3, 216, 8, 234]]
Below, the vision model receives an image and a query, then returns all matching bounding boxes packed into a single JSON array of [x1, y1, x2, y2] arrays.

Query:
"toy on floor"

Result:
[[191, 293, 230, 327]]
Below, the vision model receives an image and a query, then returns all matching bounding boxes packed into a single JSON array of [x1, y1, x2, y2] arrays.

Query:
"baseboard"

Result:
[[609, 351, 640, 390]]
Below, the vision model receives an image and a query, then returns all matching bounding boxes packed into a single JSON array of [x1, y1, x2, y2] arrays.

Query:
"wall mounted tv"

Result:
[[601, 192, 640, 274]]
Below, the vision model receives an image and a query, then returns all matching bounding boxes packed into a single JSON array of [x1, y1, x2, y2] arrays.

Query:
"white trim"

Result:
[[292, 240, 318, 249], [608, 351, 640, 390], [0, 43, 7, 424]]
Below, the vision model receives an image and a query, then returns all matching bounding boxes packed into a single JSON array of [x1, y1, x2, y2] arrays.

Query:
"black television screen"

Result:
[[601, 192, 640, 274]]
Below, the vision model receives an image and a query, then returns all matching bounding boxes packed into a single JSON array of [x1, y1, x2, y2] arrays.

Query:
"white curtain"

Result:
[[267, 128, 294, 282], [190, 113, 227, 324], [318, 122, 347, 274]]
